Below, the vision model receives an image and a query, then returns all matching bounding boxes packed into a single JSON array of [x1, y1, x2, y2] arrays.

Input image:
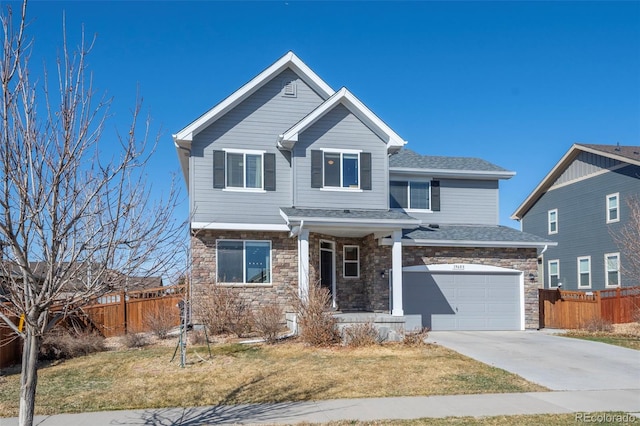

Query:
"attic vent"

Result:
[[283, 80, 297, 97]]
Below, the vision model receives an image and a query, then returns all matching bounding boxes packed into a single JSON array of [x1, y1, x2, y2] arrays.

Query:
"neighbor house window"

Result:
[[548, 209, 558, 234], [607, 193, 620, 223], [577, 256, 591, 289], [343, 245, 360, 278], [548, 260, 560, 288], [605, 253, 620, 287], [216, 240, 271, 284], [390, 181, 430, 210]]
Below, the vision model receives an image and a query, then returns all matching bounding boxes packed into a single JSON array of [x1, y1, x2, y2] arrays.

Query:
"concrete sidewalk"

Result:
[[2, 390, 639, 425]]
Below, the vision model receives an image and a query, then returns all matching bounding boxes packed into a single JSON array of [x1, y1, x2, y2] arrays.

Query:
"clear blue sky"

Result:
[[23, 1, 640, 229]]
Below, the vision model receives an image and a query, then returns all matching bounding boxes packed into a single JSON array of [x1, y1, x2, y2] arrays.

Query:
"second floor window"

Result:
[[390, 181, 430, 210], [548, 209, 558, 234], [227, 152, 262, 189], [607, 193, 620, 223], [311, 149, 372, 190]]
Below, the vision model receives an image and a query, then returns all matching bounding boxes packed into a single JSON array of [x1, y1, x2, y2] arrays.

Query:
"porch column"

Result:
[[298, 228, 310, 301], [391, 230, 404, 316]]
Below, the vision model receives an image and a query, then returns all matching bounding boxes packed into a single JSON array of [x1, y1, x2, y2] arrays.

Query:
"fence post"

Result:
[[120, 291, 127, 335]]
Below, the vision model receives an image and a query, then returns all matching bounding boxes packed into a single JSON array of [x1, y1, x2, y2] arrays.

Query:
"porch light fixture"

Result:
[[380, 270, 386, 278], [528, 273, 537, 282]]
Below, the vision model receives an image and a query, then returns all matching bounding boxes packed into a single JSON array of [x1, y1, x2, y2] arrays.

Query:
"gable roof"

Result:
[[511, 143, 640, 220], [172, 51, 335, 182], [389, 149, 515, 179], [277, 87, 407, 153]]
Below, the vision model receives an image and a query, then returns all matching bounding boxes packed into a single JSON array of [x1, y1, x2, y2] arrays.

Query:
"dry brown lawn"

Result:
[[0, 340, 546, 417]]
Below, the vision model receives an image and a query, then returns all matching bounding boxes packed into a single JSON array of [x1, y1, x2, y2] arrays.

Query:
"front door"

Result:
[[319, 240, 336, 307]]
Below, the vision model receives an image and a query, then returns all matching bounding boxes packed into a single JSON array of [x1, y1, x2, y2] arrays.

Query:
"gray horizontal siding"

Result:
[[522, 164, 640, 290], [389, 174, 499, 225], [293, 104, 389, 210], [191, 69, 324, 224]]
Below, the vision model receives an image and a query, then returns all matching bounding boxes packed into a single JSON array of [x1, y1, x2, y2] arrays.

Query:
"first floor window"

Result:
[[577, 256, 591, 288], [605, 253, 620, 287], [548, 260, 560, 288], [343, 245, 359, 278], [390, 181, 430, 210], [217, 240, 271, 284]]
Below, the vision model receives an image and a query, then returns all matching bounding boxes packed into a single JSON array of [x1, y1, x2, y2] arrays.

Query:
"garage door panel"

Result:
[[402, 270, 522, 331]]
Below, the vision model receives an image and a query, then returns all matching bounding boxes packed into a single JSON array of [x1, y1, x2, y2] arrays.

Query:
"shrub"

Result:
[[145, 307, 179, 339], [120, 332, 148, 348], [195, 286, 254, 337], [253, 303, 284, 344], [40, 330, 106, 360], [342, 323, 381, 347], [581, 317, 614, 333], [292, 284, 339, 346], [403, 327, 430, 346]]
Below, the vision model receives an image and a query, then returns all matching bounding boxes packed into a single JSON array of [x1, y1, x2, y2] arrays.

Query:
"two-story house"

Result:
[[174, 52, 552, 331], [512, 144, 640, 291]]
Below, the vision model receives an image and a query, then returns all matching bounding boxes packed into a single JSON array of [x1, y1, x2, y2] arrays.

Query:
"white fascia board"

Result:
[[379, 238, 557, 248], [390, 167, 515, 180], [285, 217, 421, 228], [191, 222, 290, 232], [279, 87, 408, 152], [175, 52, 334, 144]]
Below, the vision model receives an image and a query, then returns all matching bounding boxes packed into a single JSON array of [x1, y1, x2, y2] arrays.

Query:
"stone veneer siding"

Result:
[[190, 230, 298, 323]]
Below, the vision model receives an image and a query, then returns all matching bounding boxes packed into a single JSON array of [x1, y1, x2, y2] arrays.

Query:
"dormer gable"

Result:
[[277, 87, 407, 154]]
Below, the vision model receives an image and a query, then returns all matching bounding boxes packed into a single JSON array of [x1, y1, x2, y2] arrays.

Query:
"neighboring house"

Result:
[[173, 52, 552, 331], [512, 143, 640, 291]]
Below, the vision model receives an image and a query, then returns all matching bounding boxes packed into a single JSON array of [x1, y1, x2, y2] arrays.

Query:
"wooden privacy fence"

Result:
[[539, 286, 640, 329], [82, 285, 186, 337], [0, 308, 22, 369]]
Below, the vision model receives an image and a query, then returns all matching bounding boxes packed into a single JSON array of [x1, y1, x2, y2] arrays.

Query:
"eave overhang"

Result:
[[390, 167, 515, 180], [379, 238, 557, 248]]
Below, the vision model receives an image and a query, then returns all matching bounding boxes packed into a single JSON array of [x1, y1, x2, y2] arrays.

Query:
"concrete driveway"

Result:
[[426, 330, 640, 391]]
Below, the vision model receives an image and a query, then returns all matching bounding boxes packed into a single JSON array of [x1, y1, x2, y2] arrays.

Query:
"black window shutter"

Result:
[[264, 153, 276, 191], [431, 180, 440, 211], [360, 152, 372, 190], [311, 150, 323, 188], [213, 150, 226, 188]]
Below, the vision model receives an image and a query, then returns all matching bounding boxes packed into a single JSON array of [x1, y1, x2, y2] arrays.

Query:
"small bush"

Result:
[[581, 317, 614, 333], [292, 284, 339, 346], [403, 327, 430, 346], [253, 304, 284, 344], [196, 286, 254, 337], [145, 307, 179, 339], [120, 332, 148, 348], [342, 323, 381, 347], [40, 330, 106, 360]]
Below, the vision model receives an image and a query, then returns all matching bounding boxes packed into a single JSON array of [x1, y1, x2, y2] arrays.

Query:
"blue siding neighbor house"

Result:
[[174, 52, 552, 331], [512, 144, 640, 291]]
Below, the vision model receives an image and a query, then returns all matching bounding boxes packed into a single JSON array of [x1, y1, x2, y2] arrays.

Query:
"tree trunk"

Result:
[[18, 326, 40, 426]]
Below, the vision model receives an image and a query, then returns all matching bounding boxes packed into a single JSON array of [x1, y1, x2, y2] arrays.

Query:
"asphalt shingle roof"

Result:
[[281, 207, 418, 221], [404, 225, 553, 245], [578, 144, 640, 163], [389, 149, 510, 172]]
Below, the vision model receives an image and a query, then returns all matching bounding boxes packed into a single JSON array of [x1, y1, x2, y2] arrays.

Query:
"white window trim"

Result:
[[223, 149, 266, 190], [548, 259, 560, 289], [215, 239, 272, 285], [321, 149, 362, 190], [604, 252, 621, 288], [577, 256, 592, 289], [343, 245, 360, 279], [606, 193, 620, 223], [548, 209, 558, 235], [390, 180, 432, 212]]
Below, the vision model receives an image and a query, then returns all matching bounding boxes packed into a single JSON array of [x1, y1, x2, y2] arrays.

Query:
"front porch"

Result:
[[334, 312, 423, 341]]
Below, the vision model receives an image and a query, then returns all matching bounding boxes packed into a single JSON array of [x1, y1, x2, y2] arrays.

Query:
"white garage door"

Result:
[[402, 264, 523, 331]]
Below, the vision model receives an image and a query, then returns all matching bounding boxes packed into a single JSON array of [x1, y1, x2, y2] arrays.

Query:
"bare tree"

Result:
[[0, 2, 184, 425], [613, 195, 640, 287]]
